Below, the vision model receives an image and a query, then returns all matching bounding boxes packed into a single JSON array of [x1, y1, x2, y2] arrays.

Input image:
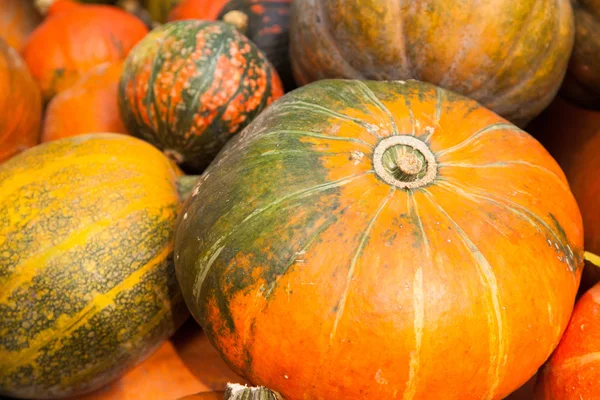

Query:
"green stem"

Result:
[[176, 175, 200, 201], [224, 383, 283, 400], [584, 251, 600, 268]]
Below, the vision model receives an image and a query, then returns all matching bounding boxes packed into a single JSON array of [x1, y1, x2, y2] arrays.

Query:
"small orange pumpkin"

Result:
[[0, 38, 41, 163], [0, 0, 42, 51], [42, 62, 127, 142], [22, 0, 148, 102]]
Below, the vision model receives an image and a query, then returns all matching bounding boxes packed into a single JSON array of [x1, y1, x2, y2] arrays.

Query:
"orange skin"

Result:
[[175, 80, 584, 399], [0, 0, 42, 52], [535, 282, 600, 399], [22, 0, 148, 102], [168, 0, 230, 21], [0, 39, 41, 163], [527, 98, 600, 291], [77, 320, 244, 400], [42, 62, 127, 142]]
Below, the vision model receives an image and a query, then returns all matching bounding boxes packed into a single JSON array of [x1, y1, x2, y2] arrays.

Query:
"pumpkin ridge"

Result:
[[0, 198, 177, 304], [403, 192, 428, 400], [438, 179, 579, 273], [355, 80, 400, 135], [421, 188, 506, 400], [1, 244, 172, 373], [261, 129, 374, 149], [436, 123, 518, 156]]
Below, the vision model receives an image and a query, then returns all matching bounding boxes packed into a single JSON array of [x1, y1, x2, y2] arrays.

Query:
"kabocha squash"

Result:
[[290, 0, 574, 127], [535, 278, 600, 399], [0, 0, 42, 52], [174, 79, 584, 400], [527, 98, 600, 293], [118, 20, 283, 172], [560, 0, 600, 108], [169, 0, 294, 91], [0, 134, 192, 399], [22, 0, 148, 102], [42, 62, 127, 143], [0, 39, 42, 163]]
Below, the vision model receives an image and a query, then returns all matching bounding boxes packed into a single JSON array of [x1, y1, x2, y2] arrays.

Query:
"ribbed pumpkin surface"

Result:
[[175, 80, 583, 400], [0, 135, 188, 399], [118, 20, 283, 172], [0, 0, 42, 52]]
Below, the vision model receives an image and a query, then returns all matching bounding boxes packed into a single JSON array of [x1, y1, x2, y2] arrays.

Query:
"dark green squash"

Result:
[[118, 20, 284, 173]]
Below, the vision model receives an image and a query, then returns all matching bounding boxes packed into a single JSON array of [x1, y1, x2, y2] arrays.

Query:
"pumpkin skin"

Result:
[[118, 20, 283, 172], [42, 62, 127, 143], [534, 282, 600, 399], [22, 0, 149, 102], [174, 79, 584, 400], [0, 0, 42, 51], [560, 0, 600, 108], [0, 39, 42, 163], [290, 0, 574, 127], [0, 134, 189, 399], [169, 0, 294, 91], [178, 393, 225, 400], [143, 0, 183, 23], [526, 98, 600, 293]]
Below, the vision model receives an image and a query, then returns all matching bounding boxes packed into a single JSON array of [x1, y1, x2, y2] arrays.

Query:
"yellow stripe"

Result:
[[1, 244, 173, 372], [0, 196, 177, 303]]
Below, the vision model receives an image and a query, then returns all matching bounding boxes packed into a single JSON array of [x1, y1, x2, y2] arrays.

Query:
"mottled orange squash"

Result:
[[0, 134, 192, 398], [42, 62, 127, 142], [22, 0, 148, 102], [290, 0, 575, 126], [0, 0, 42, 51], [174, 79, 584, 400], [0, 38, 41, 163], [535, 279, 600, 399]]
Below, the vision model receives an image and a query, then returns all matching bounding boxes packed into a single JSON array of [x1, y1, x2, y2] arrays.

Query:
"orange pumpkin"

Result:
[[527, 98, 600, 292], [42, 62, 127, 142], [535, 280, 600, 399], [174, 79, 584, 399], [73, 320, 246, 399], [0, 38, 41, 163], [22, 0, 148, 102], [178, 392, 225, 400], [0, 0, 42, 51]]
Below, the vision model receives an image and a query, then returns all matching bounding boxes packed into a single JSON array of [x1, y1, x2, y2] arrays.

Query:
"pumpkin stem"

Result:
[[224, 383, 282, 400], [584, 251, 600, 269], [222, 10, 249, 34], [176, 175, 200, 201]]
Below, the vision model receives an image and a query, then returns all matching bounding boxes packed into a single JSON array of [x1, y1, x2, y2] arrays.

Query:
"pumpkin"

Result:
[[22, 0, 149, 102], [179, 393, 225, 400], [174, 79, 584, 400], [143, 0, 183, 23], [179, 384, 280, 400], [289, 0, 574, 127], [0, 134, 192, 399], [560, 0, 600, 108], [168, 0, 294, 91], [535, 278, 600, 399], [0, 39, 42, 163], [118, 20, 283, 172], [42, 62, 127, 143], [527, 98, 600, 293], [77, 320, 245, 400], [0, 0, 42, 51]]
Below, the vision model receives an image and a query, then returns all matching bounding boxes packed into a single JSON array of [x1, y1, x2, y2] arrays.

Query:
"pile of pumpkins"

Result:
[[0, 0, 599, 399]]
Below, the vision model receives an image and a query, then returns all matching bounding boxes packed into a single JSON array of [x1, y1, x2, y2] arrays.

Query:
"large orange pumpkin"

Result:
[[290, 0, 574, 127], [174, 79, 584, 400], [535, 279, 600, 399], [42, 62, 127, 142], [527, 98, 600, 292], [0, 38, 41, 163], [22, 0, 148, 102], [560, 0, 600, 108], [0, 0, 42, 51]]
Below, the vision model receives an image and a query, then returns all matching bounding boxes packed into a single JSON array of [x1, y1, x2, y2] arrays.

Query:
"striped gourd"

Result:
[[174, 79, 584, 400], [0, 134, 191, 399]]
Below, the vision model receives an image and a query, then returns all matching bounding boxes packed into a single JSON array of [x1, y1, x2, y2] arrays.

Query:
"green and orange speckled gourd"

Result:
[[118, 20, 283, 172], [560, 0, 600, 108], [174, 80, 584, 400], [290, 0, 574, 127], [0, 134, 192, 399]]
